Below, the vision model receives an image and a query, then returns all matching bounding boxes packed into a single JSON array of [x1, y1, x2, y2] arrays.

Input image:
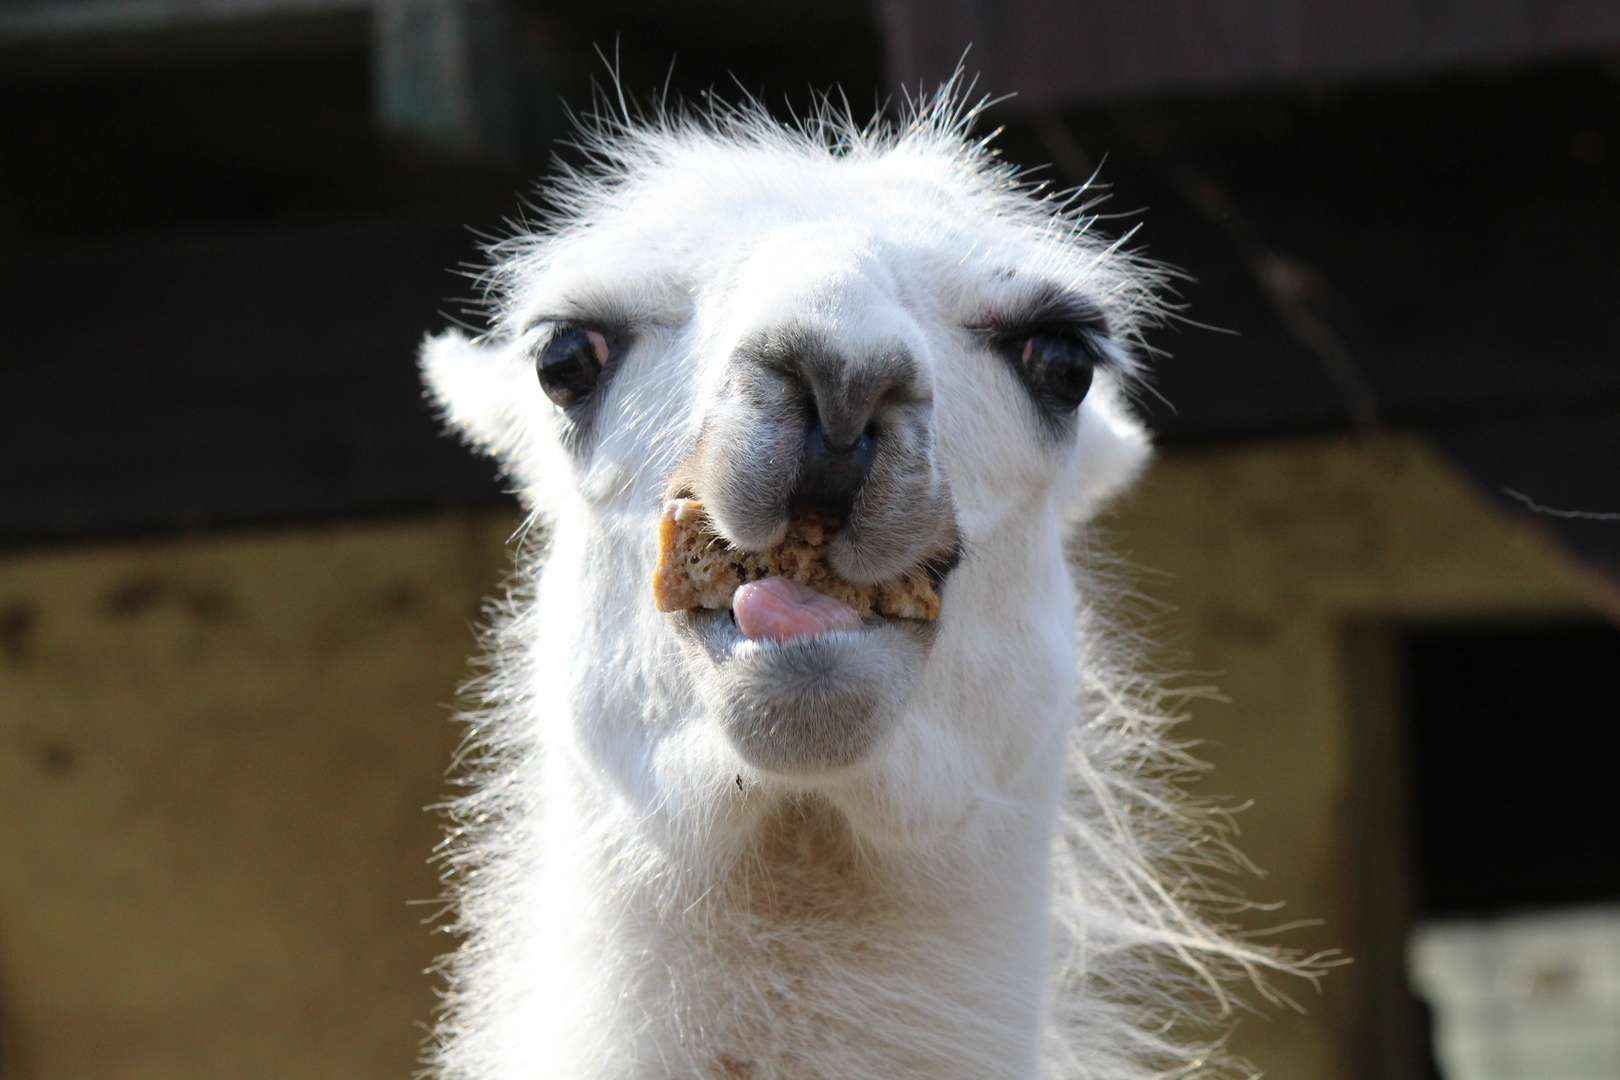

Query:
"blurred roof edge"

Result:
[[878, 0, 1620, 109]]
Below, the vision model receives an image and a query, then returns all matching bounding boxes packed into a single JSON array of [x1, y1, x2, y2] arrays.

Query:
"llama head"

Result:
[[423, 99, 1157, 788]]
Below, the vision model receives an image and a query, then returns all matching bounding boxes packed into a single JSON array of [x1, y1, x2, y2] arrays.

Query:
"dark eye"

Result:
[[1017, 332, 1098, 411], [536, 328, 611, 408]]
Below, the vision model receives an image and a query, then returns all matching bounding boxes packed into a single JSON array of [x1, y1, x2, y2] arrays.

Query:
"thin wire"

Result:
[[1503, 488, 1620, 521]]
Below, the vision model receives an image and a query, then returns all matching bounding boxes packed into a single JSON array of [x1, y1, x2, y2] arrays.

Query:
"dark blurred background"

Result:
[[1, 2, 1617, 1079]]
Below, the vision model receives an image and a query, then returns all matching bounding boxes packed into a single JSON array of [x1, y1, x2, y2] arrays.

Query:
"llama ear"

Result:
[[420, 329, 537, 468]]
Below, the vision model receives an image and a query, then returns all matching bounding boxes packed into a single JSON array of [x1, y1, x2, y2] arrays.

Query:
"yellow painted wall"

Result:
[[1105, 433, 1615, 1080], [0, 512, 515, 1080], [0, 434, 1611, 1079]]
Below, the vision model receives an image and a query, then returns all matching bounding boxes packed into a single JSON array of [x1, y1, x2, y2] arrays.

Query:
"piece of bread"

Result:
[[652, 499, 940, 620]]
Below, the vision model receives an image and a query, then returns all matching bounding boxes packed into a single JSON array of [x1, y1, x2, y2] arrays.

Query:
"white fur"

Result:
[[422, 89, 1301, 1080]]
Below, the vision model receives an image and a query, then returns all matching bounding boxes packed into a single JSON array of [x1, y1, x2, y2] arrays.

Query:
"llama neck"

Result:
[[540, 759, 1060, 1080]]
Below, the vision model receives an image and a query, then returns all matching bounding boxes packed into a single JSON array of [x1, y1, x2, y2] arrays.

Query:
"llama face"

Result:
[[418, 114, 1306, 1080], [423, 121, 1152, 780]]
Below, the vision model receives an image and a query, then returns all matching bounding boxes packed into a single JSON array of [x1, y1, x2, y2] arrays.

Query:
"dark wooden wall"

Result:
[[5, 50, 1613, 581]]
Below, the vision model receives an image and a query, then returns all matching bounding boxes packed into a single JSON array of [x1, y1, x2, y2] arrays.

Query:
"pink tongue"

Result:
[[733, 576, 862, 643]]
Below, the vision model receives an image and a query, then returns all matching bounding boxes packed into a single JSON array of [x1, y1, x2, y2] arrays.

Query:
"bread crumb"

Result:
[[651, 499, 940, 620]]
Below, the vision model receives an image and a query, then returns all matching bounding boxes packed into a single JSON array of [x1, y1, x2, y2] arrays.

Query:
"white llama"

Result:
[[421, 91, 1299, 1080]]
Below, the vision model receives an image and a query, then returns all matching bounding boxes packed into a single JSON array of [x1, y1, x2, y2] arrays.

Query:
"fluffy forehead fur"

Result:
[[421, 92, 1309, 1080]]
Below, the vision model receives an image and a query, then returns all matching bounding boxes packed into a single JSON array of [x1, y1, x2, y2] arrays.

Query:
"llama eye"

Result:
[[1018, 332, 1097, 411], [536, 328, 611, 408]]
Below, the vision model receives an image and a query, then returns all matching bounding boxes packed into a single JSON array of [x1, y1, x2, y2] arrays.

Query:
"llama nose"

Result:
[[790, 420, 877, 519]]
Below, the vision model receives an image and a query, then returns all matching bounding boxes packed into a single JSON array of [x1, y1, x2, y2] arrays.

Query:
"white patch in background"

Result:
[[1411, 906, 1620, 1080]]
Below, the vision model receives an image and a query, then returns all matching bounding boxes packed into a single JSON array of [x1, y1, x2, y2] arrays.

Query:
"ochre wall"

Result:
[[0, 512, 515, 1080], [0, 435, 1611, 1079], [1105, 433, 1614, 1080]]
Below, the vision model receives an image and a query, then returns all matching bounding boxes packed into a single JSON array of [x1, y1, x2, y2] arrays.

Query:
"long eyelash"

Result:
[[967, 286, 1111, 340], [520, 291, 644, 336]]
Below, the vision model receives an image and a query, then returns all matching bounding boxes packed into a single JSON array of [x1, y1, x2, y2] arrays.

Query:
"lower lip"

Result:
[[728, 608, 876, 650], [684, 607, 878, 659]]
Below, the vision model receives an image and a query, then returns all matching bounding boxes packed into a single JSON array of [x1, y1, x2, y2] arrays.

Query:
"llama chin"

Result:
[[682, 608, 928, 775], [421, 86, 1307, 1080]]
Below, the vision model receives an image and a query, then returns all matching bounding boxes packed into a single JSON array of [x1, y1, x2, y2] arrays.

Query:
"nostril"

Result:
[[792, 421, 877, 518], [807, 422, 878, 463], [852, 428, 877, 470]]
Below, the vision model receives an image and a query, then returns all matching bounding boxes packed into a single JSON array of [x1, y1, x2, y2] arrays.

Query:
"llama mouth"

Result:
[[711, 536, 960, 647], [721, 548, 960, 646], [732, 575, 863, 643], [673, 548, 952, 665]]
